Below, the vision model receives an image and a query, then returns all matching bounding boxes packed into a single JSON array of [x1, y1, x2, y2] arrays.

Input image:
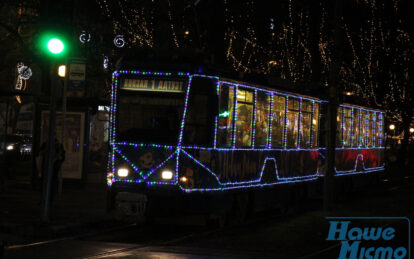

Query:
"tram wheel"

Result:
[[228, 192, 251, 225]]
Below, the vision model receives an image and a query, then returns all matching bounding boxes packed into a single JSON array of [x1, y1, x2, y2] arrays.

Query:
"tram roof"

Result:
[[114, 70, 385, 112]]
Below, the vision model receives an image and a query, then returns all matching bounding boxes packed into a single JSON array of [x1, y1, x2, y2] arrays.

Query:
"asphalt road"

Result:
[[3, 175, 413, 259], [3, 222, 269, 259]]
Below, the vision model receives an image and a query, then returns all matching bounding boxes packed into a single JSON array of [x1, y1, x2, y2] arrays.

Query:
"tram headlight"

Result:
[[117, 168, 129, 177], [161, 170, 173, 180]]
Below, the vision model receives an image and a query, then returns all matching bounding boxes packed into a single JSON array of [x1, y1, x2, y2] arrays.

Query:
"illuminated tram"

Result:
[[107, 70, 385, 220]]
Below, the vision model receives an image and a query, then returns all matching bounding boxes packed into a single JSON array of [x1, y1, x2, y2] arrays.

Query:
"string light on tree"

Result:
[[113, 35, 125, 48], [79, 30, 92, 43]]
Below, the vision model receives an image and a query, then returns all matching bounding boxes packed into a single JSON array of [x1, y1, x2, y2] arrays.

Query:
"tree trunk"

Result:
[[398, 110, 413, 169]]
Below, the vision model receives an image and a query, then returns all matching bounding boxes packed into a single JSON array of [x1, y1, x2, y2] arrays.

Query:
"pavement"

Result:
[[0, 178, 114, 245]]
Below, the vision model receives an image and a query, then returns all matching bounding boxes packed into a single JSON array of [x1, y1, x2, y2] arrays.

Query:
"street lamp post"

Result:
[[389, 124, 396, 146]]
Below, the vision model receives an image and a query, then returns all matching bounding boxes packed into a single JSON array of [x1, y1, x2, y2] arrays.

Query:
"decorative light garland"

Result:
[[298, 98, 303, 148], [251, 90, 257, 148], [231, 85, 238, 148], [341, 106, 345, 147], [268, 93, 274, 148], [350, 108, 354, 147], [335, 154, 385, 175], [283, 96, 289, 149], [310, 101, 315, 147], [108, 70, 386, 191]]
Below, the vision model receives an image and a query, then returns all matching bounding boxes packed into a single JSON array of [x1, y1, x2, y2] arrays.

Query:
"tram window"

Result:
[[353, 109, 360, 147], [376, 113, 384, 146], [368, 112, 376, 147], [336, 107, 342, 147], [117, 92, 184, 144], [272, 95, 285, 147], [255, 92, 270, 147], [183, 77, 217, 146], [235, 89, 253, 147], [311, 103, 319, 147], [343, 108, 352, 147], [286, 98, 299, 148], [300, 100, 312, 148], [217, 85, 234, 147], [361, 111, 369, 147]]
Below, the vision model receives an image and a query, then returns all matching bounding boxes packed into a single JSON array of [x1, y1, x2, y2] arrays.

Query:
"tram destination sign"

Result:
[[120, 78, 185, 93]]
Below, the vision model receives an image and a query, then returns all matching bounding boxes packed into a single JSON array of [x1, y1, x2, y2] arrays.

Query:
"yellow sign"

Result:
[[121, 78, 185, 93]]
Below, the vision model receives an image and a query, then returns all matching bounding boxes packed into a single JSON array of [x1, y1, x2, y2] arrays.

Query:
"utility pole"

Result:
[[324, 0, 342, 211]]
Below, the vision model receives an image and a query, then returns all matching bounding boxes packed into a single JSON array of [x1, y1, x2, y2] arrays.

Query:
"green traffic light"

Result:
[[47, 38, 64, 54], [38, 32, 68, 57]]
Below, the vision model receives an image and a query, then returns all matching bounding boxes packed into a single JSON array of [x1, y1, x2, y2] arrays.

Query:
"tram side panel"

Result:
[[334, 148, 384, 173], [179, 149, 320, 190]]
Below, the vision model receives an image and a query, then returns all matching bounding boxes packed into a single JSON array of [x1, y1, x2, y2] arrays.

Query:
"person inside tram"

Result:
[[236, 105, 251, 146]]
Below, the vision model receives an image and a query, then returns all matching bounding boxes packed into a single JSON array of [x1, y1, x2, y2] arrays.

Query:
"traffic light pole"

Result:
[[42, 62, 58, 222], [58, 61, 68, 196]]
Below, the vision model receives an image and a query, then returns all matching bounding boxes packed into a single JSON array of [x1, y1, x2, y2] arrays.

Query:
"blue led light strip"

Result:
[[298, 98, 303, 149], [213, 116, 218, 148], [310, 101, 315, 147], [372, 113, 376, 147], [251, 90, 257, 148], [231, 86, 238, 148], [358, 109, 362, 147], [180, 150, 319, 186], [334, 154, 385, 175], [283, 96, 288, 149], [115, 148, 176, 180], [219, 80, 322, 103], [108, 70, 386, 191], [115, 142, 175, 150], [268, 93, 274, 148], [341, 106, 345, 148], [175, 76, 193, 183], [350, 108, 354, 147]]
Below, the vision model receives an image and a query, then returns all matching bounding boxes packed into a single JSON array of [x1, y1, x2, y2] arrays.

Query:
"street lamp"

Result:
[[389, 124, 396, 147], [410, 128, 414, 133]]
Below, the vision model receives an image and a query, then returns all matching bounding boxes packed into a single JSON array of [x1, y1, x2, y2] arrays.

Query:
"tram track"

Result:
[[5, 223, 137, 250], [5, 176, 412, 258]]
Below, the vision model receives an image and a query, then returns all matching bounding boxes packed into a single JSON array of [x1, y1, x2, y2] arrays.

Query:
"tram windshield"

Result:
[[116, 90, 185, 144]]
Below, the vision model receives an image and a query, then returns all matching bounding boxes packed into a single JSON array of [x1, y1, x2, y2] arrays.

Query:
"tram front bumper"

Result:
[[109, 182, 229, 218]]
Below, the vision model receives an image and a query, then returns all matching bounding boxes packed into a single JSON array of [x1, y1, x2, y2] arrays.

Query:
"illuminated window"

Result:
[[368, 112, 376, 147], [255, 92, 270, 147], [361, 111, 369, 147], [217, 85, 234, 147], [235, 89, 253, 147], [343, 108, 352, 147], [271, 95, 286, 147], [376, 113, 384, 146], [300, 100, 312, 148], [336, 107, 342, 147], [311, 103, 319, 147], [353, 109, 360, 147], [286, 98, 299, 148]]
